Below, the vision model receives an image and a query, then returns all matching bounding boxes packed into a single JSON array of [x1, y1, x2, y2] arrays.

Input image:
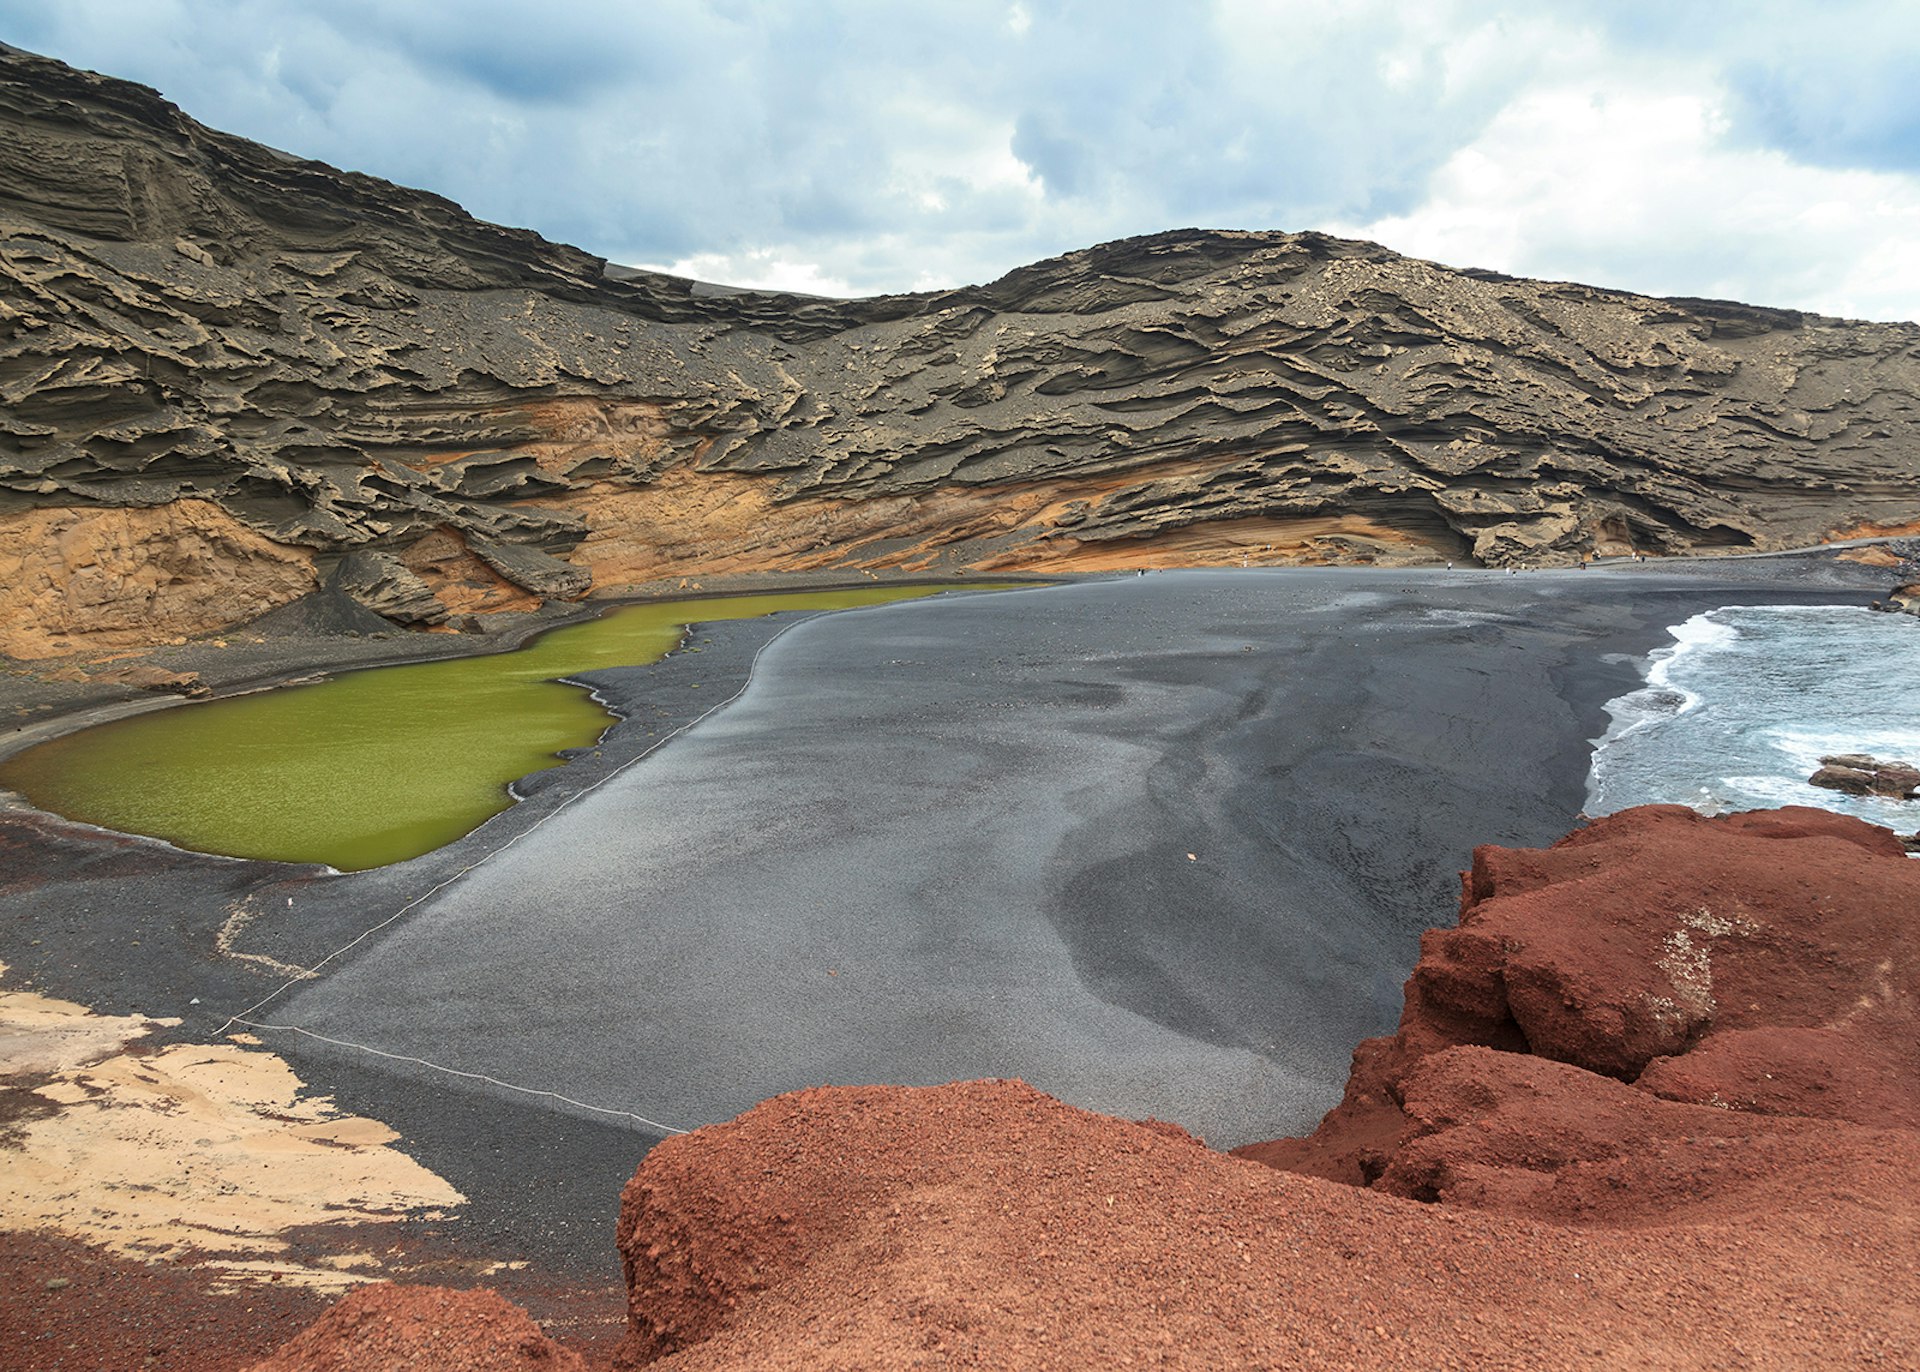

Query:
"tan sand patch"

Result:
[[0, 964, 462, 1291], [0, 967, 177, 1076]]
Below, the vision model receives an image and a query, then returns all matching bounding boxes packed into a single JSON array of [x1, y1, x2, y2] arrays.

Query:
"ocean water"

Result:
[[1586, 604, 1920, 833]]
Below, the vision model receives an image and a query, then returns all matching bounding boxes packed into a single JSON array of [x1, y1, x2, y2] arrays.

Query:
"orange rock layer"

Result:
[[532, 461, 1443, 592], [0, 500, 316, 659]]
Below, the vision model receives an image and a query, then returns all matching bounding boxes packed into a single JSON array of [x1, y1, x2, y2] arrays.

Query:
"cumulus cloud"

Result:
[[1577, 0, 1920, 178], [4, 0, 1919, 319], [1341, 68, 1920, 322]]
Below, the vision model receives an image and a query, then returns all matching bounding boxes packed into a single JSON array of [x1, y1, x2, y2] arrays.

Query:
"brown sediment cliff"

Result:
[[7, 48, 1920, 656], [245, 805, 1919, 1368]]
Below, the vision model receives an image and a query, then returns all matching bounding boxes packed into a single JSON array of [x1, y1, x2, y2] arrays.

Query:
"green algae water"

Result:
[[0, 586, 984, 872]]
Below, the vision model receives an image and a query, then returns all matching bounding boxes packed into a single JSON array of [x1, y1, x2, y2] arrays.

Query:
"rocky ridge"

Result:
[[1233, 805, 1919, 1189], [6, 47, 1920, 657]]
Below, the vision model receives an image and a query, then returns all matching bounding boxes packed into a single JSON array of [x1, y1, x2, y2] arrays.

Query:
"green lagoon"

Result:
[[0, 586, 979, 871]]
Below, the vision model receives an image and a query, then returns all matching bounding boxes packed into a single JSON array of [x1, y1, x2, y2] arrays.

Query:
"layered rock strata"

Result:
[[7, 47, 1920, 656]]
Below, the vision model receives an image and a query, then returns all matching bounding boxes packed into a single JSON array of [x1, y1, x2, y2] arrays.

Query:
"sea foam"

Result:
[[1586, 605, 1920, 827]]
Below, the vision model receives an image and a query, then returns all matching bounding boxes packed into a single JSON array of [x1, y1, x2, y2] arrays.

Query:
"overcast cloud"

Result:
[[6, 1, 1919, 320]]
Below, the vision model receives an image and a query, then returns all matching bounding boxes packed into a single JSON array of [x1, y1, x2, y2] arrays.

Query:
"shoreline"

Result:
[[1585, 600, 1920, 829], [0, 572, 1065, 768], [1, 546, 1897, 762], [0, 554, 1898, 1304], [229, 566, 1892, 1140]]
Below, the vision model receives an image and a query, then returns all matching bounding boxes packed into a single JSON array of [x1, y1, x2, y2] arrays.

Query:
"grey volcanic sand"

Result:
[[243, 567, 1879, 1149]]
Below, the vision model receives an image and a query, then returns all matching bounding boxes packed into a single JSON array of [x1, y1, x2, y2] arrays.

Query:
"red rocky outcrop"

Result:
[[1233, 804, 1920, 1194], [601, 1080, 1917, 1368]]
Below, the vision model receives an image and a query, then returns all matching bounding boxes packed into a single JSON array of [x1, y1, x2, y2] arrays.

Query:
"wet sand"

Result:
[[0, 559, 1892, 1284]]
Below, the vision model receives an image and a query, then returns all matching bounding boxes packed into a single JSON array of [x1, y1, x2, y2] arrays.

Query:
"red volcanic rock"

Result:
[[248, 1283, 584, 1372], [603, 1077, 1919, 1369], [1381, 1046, 1918, 1225], [610, 1081, 1219, 1365], [1235, 804, 1920, 1191]]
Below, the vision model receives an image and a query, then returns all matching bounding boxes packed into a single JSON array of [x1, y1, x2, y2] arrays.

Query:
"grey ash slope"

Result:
[[3, 44, 1919, 653], [253, 568, 1884, 1151]]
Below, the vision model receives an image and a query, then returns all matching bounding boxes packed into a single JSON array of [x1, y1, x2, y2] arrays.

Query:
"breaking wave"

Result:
[[1586, 605, 1920, 828]]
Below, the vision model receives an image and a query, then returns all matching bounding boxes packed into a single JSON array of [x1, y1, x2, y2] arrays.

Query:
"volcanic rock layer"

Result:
[[1234, 804, 1919, 1192], [6, 47, 1920, 656]]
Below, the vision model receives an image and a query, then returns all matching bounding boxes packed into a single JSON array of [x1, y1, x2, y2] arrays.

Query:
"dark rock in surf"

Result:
[[1812, 755, 1920, 799]]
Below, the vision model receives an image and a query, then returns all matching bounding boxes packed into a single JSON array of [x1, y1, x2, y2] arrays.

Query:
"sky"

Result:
[[7, 1, 1920, 321]]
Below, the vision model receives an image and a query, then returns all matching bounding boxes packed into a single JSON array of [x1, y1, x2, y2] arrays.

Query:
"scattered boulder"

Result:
[[1811, 754, 1920, 798], [1884, 582, 1920, 616], [1876, 765, 1919, 797], [1810, 763, 1875, 794], [92, 664, 209, 697]]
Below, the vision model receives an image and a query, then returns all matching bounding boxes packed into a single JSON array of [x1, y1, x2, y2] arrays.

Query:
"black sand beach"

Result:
[[0, 559, 1891, 1281]]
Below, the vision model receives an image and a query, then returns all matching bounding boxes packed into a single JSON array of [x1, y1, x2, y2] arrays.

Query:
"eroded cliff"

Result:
[[6, 46, 1920, 657]]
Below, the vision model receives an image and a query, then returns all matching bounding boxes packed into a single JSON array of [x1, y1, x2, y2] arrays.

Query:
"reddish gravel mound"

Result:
[[247, 1283, 584, 1372], [1235, 804, 1920, 1193], [605, 1076, 1916, 1368]]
